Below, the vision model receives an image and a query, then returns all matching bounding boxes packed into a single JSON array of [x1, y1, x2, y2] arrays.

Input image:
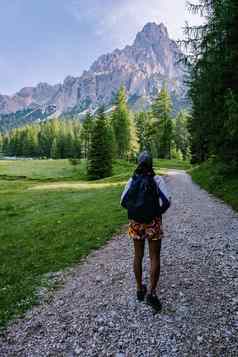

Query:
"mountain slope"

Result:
[[0, 22, 188, 130]]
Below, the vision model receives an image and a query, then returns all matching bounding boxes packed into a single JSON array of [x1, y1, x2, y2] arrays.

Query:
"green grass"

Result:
[[191, 160, 238, 211], [0, 158, 189, 328], [0, 159, 87, 181], [155, 159, 192, 170]]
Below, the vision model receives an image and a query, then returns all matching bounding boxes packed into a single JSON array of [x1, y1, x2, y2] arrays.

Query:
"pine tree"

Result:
[[87, 107, 113, 180], [128, 113, 139, 161], [0, 133, 3, 155], [144, 115, 158, 158], [21, 126, 38, 157], [2, 135, 9, 155], [135, 112, 159, 157], [50, 138, 60, 159], [112, 86, 131, 159], [107, 115, 117, 161], [65, 131, 75, 158], [73, 135, 82, 159], [80, 113, 94, 159], [38, 122, 54, 158], [71, 121, 82, 159], [135, 112, 147, 152], [174, 111, 191, 160], [152, 87, 173, 159]]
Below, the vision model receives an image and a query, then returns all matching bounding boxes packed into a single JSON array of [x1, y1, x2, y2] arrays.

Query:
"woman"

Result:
[[121, 151, 171, 311]]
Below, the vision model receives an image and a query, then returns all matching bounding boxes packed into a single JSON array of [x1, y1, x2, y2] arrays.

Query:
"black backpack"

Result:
[[122, 174, 161, 224]]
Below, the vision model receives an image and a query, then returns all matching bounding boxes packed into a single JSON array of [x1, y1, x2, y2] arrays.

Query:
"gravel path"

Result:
[[0, 171, 238, 357]]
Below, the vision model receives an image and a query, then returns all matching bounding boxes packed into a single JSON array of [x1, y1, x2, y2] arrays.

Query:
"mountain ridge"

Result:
[[0, 22, 188, 129]]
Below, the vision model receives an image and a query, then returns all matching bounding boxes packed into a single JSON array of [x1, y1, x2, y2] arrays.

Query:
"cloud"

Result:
[[68, 0, 169, 46], [68, 0, 203, 47]]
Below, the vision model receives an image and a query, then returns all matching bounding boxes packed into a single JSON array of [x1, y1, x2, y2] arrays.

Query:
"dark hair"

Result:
[[133, 162, 156, 177]]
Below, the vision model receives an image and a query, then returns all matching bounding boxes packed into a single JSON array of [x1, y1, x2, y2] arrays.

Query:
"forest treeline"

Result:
[[185, 0, 238, 168], [0, 87, 190, 179]]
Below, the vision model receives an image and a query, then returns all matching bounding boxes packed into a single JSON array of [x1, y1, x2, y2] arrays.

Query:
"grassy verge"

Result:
[[0, 158, 189, 328], [190, 160, 238, 211], [155, 159, 192, 171]]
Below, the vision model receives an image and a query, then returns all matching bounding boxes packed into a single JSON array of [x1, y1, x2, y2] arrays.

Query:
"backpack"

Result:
[[122, 174, 161, 224]]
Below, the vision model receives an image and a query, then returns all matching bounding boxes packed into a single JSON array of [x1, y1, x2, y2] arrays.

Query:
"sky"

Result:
[[0, 0, 202, 95]]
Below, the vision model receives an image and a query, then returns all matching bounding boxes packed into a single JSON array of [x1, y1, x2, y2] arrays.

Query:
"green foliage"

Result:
[[80, 113, 94, 159], [151, 87, 173, 159], [134, 91, 190, 161], [171, 147, 183, 161], [184, 0, 238, 166], [135, 111, 157, 156], [128, 113, 139, 161], [191, 159, 238, 211], [50, 138, 59, 159], [87, 107, 113, 180], [135, 112, 147, 152], [112, 86, 131, 159], [0, 132, 3, 153], [2, 119, 82, 160], [69, 158, 81, 166], [173, 110, 191, 160]]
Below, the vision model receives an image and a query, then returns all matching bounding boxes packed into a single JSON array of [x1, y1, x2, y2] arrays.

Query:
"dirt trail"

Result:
[[0, 171, 238, 357]]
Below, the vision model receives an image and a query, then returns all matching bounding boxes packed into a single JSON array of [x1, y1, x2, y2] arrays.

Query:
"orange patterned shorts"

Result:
[[128, 216, 163, 241]]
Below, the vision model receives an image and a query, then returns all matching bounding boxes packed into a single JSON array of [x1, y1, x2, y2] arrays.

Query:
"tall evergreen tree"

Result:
[[22, 126, 39, 157], [87, 107, 113, 180], [135, 112, 147, 152], [50, 138, 60, 159], [128, 113, 139, 161], [174, 110, 191, 160], [2, 135, 10, 155], [0, 133, 3, 155], [107, 115, 117, 161], [80, 113, 94, 159], [72, 129, 82, 160], [112, 86, 131, 159], [152, 87, 173, 159]]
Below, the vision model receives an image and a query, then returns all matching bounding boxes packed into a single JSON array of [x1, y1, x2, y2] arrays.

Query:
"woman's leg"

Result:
[[133, 239, 145, 290], [148, 239, 162, 294]]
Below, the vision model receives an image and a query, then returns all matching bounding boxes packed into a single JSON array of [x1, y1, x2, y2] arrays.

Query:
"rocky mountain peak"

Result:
[[134, 22, 169, 48], [63, 76, 77, 86]]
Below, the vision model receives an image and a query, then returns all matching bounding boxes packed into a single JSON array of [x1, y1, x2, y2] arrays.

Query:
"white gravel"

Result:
[[0, 170, 238, 357]]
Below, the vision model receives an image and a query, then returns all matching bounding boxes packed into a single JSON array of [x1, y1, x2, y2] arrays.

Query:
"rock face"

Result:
[[0, 22, 187, 119], [0, 83, 61, 114]]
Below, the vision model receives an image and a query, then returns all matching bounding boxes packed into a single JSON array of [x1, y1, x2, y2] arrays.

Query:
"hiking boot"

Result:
[[136, 284, 147, 302], [146, 291, 162, 312]]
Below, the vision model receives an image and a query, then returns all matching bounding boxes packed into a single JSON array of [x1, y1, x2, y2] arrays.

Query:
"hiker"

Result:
[[120, 151, 171, 311]]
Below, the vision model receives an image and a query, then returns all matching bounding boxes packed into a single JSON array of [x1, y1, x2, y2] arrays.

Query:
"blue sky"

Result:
[[0, 0, 202, 95]]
